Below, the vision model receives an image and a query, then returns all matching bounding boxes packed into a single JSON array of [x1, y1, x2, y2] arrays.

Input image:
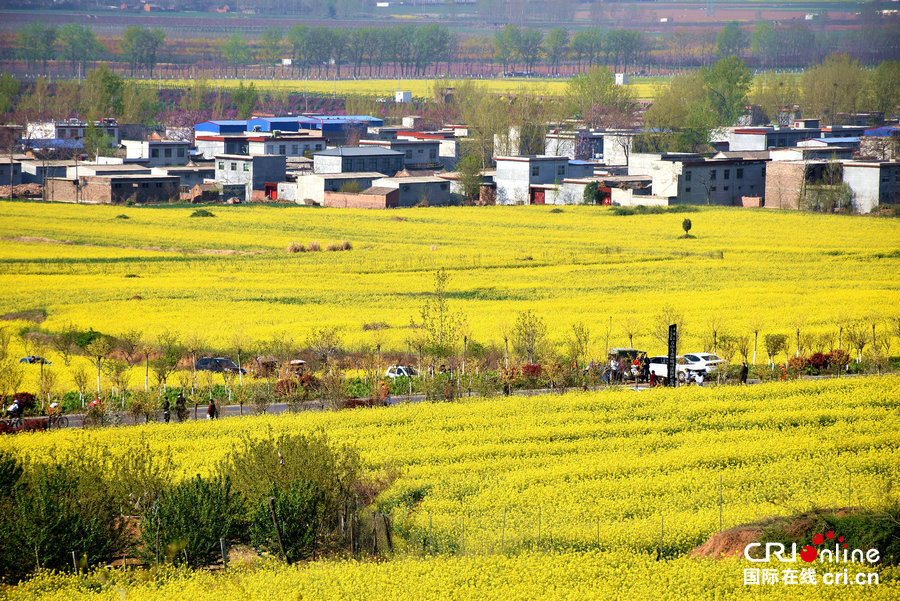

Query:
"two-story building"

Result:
[[214, 154, 286, 201], [494, 155, 571, 205], [26, 118, 120, 143], [842, 161, 900, 213], [628, 153, 767, 206]]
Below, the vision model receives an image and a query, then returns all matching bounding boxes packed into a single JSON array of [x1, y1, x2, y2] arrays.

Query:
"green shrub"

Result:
[[9, 464, 127, 580], [139, 475, 242, 568], [220, 432, 361, 526], [249, 481, 326, 563], [189, 209, 215, 218]]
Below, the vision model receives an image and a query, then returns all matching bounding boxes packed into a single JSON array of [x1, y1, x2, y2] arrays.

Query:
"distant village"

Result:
[[3, 105, 898, 213]]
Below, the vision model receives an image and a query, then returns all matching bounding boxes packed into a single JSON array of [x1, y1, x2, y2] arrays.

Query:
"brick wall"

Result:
[[323, 190, 398, 209], [763, 162, 803, 209]]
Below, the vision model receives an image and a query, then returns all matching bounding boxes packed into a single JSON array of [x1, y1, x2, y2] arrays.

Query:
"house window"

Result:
[[156, 183, 163, 188], [724, 186, 729, 191], [107, 129, 115, 137], [557, 165, 565, 176], [140, 183, 148, 188], [151, 149, 159, 158], [723, 169, 730, 180], [685, 170, 692, 181], [440, 183, 447, 190], [177, 148, 185, 157], [230, 163, 237, 171], [405, 150, 413, 159], [243, 164, 250, 172], [164, 148, 172, 158], [315, 144, 322, 150], [685, 187, 691, 193], [429, 149, 437, 159], [292, 145, 298, 154], [710, 169, 716, 180], [711, 186, 717, 191], [736, 168, 743, 179], [532, 166, 539, 176], [218, 161, 224, 169], [279, 145, 286, 154]]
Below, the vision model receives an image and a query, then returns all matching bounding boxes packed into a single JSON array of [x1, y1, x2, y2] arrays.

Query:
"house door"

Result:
[[264, 182, 277, 200], [531, 189, 545, 204]]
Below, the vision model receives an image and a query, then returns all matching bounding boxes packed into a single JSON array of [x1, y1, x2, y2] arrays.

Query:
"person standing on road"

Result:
[[207, 399, 218, 419], [175, 393, 187, 422], [739, 361, 749, 384], [162, 397, 171, 423]]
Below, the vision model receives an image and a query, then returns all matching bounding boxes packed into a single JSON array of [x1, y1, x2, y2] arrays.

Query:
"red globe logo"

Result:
[[800, 545, 818, 563]]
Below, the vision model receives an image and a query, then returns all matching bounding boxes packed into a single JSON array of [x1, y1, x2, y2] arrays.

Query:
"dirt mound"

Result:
[[0, 184, 43, 198], [691, 526, 763, 559]]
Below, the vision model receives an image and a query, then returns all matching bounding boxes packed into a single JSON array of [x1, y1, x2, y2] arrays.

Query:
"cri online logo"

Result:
[[745, 531, 881, 564]]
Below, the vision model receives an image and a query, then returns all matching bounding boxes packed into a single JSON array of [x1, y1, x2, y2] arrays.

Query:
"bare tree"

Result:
[[512, 310, 548, 364]]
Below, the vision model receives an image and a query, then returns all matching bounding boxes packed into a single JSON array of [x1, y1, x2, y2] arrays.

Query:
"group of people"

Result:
[[602, 354, 652, 384], [160, 393, 218, 422]]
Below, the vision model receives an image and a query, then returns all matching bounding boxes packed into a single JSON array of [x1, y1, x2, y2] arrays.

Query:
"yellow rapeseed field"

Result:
[[2, 377, 898, 599], [1, 202, 897, 363], [154, 76, 659, 99]]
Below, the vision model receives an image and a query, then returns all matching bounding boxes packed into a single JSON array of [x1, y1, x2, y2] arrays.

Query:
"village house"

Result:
[[494, 155, 572, 205], [323, 186, 399, 209], [214, 154, 286, 201], [122, 139, 190, 167], [26, 118, 120, 144], [286, 172, 386, 205], [359, 139, 442, 170], [628, 153, 767, 206], [841, 161, 900, 213], [313, 147, 404, 175], [45, 174, 180, 204], [371, 176, 452, 207]]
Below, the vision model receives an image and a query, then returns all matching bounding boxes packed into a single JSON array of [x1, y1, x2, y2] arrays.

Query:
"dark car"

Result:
[[19, 356, 51, 364], [195, 357, 246, 374]]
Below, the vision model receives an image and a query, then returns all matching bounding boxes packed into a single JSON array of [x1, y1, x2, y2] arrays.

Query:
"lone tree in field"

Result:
[[512, 310, 548, 364], [682, 218, 692, 237], [417, 268, 462, 360]]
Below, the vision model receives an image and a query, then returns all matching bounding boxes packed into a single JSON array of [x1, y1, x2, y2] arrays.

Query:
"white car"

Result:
[[683, 353, 725, 374], [648, 355, 694, 384], [384, 365, 419, 379]]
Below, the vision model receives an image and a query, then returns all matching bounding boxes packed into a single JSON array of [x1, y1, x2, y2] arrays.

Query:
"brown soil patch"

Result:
[[691, 526, 764, 559], [0, 309, 46, 323], [3, 236, 267, 256]]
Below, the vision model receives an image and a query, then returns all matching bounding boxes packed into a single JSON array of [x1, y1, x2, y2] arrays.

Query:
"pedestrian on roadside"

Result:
[[175, 392, 187, 422], [640, 353, 650, 383], [739, 361, 749, 384], [207, 399, 218, 419], [162, 397, 170, 423]]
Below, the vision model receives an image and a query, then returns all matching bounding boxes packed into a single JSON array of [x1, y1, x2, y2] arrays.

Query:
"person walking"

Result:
[[739, 361, 749, 385], [162, 397, 171, 423], [207, 399, 218, 419]]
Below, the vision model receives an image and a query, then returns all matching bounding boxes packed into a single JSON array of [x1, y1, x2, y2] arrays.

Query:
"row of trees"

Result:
[[13, 19, 900, 81]]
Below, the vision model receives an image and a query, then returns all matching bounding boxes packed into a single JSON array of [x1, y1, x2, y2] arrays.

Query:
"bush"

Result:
[[189, 209, 215, 218], [809, 352, 828, 370], [115, 214, 130, 219], [287, 241, 306, 253], [306, 241, 321, 252], [341, 240, 352, 250], [826, 349, 850, 371], [6, 463, 128, 580], [139, 475, 242, 568], [220, 432, 361, 533], [326, 242, 340, 251], [788, 355, 810, 372], [249, 481, 326, 563]]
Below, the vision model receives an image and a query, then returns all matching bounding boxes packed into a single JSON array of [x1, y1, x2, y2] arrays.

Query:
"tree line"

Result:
[[11, 18, 900, 82]]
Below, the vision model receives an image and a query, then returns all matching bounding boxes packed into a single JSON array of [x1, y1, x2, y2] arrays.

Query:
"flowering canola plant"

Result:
[[1, 377, 898, 599]]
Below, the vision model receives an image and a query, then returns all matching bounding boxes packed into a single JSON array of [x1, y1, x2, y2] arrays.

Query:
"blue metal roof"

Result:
[[811, 137, 860, 144], [246, 117, 301, 132], [20, 138, 84, 149], [863, 126, 899, 138], [194, 120, 248, 134]]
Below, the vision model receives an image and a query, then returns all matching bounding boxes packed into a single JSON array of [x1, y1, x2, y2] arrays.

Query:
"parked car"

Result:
[[19, 356, 51, 364], [648, 355, 693, 384], [608, 348, 646, 363], [384, 365, 418, 379], [195, 357, 246, 374], [683, 353, 725, 374]]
